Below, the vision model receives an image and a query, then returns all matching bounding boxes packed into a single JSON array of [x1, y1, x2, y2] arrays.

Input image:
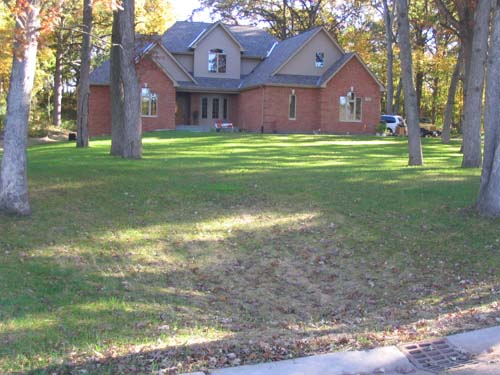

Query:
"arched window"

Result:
[[141, 87, 157, 117], [208, 49, 226, 73]]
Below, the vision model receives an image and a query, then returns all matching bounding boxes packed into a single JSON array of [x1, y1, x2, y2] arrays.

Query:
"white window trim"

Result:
[[339, 95, 362, 122], [289, 93, 297, 120], [223, 98, 228, 120], [315, 52, 325, 68], [141, 88, 158, 118], [208, 49, 227, 73], [212, 97, 220, 119], [201, 97, 208, 119]]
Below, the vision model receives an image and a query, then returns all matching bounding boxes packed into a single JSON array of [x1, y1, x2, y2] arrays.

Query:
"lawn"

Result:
[[0, 132, 499, 374]]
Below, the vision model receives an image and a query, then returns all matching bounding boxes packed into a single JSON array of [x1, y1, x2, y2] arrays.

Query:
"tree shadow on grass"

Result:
[[1, 133, 498, 374], [3, 213, 499, 374]]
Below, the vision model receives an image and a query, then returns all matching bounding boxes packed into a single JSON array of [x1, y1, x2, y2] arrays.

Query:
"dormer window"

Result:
[[208, 49, 226, 73], [315, 52, 325, 68]]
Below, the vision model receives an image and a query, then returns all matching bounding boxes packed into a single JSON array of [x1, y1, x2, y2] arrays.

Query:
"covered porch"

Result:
[[175, 91, 238, 131]]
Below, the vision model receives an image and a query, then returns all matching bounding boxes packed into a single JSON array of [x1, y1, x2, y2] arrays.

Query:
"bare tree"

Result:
[[0, 0, 40, 215], [110, 0, 142, 159], [477, 0, 500, 216], [396, 0, 423, 166], [76, 0, 93, 148], [461, 0, 492, 168]]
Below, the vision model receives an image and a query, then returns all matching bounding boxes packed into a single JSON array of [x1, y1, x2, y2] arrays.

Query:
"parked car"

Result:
[[380, 115, 406, 135], [419, 117, 441, 137]]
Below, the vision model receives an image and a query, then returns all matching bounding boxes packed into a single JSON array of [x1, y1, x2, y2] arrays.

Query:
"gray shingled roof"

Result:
[[90, 59, 110, 85], [89, 23, 367, 91], [267, 74, 320, 86], [317, 52, 355, 86], [177, 77, 242, 92], [161, 21, 277, 58], [239, 28, 321, 88]]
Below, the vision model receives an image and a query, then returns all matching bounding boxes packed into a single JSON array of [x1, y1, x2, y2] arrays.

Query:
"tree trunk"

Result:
[[0, 0, 40, 215], [383, 0, 394, 114], [431, 76, 439, 124], [110, 0, 142, 159], [53, 36, 63, 127], [415, 70, 424, 114], [396, 0, 423, 166], [477, 0, 500, 216], [76, 0, 93, 148], [394, 78, 402, 114], [462, 0, 492, 168], [442, 47, 462, 144]]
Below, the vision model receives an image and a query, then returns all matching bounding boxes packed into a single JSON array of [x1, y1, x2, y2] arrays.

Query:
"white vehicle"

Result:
[[381, 115, 406, 135]]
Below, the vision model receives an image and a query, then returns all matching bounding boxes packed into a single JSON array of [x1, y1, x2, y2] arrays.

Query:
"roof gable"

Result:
[[189, 21, 244, 51], [275, 28, 344, 76], [239, 28, 320, 88], [273, 27, 344, 76], [149, 44, 196, 84], [318, 52, 385, 91], [161, 21, 277, 58]]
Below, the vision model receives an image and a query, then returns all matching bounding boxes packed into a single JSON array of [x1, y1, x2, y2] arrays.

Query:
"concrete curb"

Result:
[[178, 326, 500, 375], [447, 326, 500, 355], [207, 346, 413, 375]]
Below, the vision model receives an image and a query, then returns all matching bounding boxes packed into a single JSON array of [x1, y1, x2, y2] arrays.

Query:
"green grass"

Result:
[[0, 132, 499, 374]]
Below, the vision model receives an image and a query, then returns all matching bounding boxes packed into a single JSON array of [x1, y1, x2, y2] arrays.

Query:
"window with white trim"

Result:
[[212, 98, 220, 118], [208, 49, 226, 73], [223, 98, 228, 119], [201, 97, 208, 119], [141, 87, 157, 117], [339, 92, 362, 122], [289, 92, 296, 120]]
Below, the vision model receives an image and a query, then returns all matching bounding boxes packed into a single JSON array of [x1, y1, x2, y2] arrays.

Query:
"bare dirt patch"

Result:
[[0, 129, 70, 150]]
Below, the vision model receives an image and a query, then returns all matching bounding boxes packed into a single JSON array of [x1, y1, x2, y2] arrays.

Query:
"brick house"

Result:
[[89, 21, 384, 136]]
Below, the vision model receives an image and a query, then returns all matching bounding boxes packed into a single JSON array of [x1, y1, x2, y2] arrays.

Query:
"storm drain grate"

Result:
[[401, 338, 477, 373]]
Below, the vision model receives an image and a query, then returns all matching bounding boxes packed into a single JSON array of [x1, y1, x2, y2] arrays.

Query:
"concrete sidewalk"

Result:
[[182, 326, 500, 375]]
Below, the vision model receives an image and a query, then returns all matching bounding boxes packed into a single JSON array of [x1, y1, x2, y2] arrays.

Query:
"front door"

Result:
[[175, 93, 191, 125], [199, 95, 230, 126]]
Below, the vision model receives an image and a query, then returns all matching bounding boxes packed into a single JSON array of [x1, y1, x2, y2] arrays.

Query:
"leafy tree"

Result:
[[136, 0, 174, 34], [477, 0, 500, 215], [51, 2, 81, 127], [200, 0, 366, 39], [0, 0, 41, 215], [110, 0, 141, 159], [460, 0, 492, 168], [441, 43, 462, 143], [396, 0, 423, 165], [409, 0, 437, 114], [434, 0, 491, 167], [76, 0, 93, 147]]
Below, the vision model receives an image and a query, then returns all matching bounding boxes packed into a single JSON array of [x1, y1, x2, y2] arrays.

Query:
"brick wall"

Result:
[[89, 86, 111, 137], [88, 56, 176, 137], [89, 54, 381, 136], [237, 58, 381, 134], [319, 57, 381, 134], [262, 86, 321, 133], [136, 57, 176, 132], [236, 88, 264, 132]]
